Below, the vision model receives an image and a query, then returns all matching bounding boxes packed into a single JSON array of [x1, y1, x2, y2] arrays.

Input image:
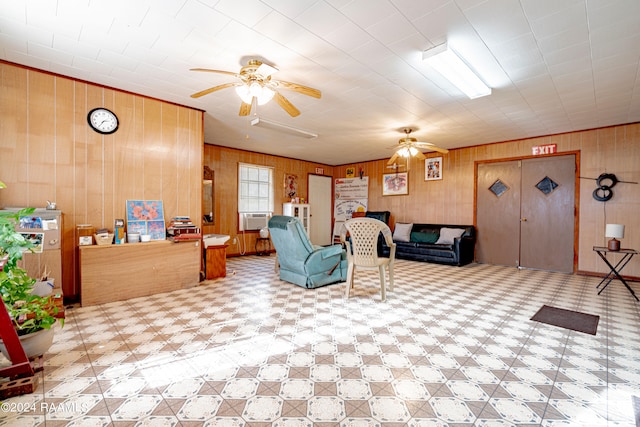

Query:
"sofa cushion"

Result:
[[393, 223, 413, 242], [435, 227, 466, 244], [411, 231, 439, 243]]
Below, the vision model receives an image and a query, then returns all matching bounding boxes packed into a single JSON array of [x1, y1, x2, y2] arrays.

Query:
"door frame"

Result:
[[473, 151, 581, 272]]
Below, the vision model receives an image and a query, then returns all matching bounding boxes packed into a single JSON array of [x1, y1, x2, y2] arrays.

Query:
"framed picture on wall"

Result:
[[345, 167, 355, 178], [425, 157, 443, 181], [382, 172, 408, 196], [284, 173, 298, 199]]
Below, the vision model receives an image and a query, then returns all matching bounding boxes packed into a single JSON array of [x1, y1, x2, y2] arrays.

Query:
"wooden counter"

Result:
[[79, 240, 200, 306]]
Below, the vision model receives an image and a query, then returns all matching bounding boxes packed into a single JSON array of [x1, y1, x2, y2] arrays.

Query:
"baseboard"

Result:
[[577, 269, 640, 283]]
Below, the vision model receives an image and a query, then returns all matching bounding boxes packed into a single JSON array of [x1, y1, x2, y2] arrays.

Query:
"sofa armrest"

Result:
[[454, 236, 476, 264]]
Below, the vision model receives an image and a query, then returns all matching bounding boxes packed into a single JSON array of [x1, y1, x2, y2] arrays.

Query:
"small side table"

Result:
[[206, 244, 229, 279], [593, 246, 638, 301], [256, 238, 271, 256]]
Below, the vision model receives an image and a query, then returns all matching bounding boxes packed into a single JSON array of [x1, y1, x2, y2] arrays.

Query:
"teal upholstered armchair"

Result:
[[268, 215, 348, 289]]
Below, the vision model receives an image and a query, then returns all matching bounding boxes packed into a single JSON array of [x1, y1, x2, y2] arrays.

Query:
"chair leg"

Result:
[[345, 263, 354, 298], [379, 266, 386, 301], [388, 262, 394, 292]]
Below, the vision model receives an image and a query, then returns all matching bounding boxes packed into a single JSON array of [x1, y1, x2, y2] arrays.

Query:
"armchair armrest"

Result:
[[317, 244, 344, 259], [305, 244, 346, 274]]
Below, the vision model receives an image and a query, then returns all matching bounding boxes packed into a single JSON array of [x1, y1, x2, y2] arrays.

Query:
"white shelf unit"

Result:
[[283, 203, 310, 236]]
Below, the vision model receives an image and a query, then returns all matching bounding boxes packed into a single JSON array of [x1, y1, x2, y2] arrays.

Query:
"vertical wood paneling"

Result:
[[143, 99, 162, 200], [0, 64, 28, 201], [0, 62, 203, 301], [175, 108, 191, 218], [27, 71, 55, 206], [114, 91, 137, 211], [102, 89, 117, 230], [86, 85, 105, 225], [73, 83, 88, 225], [161, 103, 178, 217], [54, 77, 76, 295]]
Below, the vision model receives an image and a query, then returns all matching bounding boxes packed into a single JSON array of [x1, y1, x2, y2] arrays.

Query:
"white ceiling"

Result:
[[2, 0, 639, 165]]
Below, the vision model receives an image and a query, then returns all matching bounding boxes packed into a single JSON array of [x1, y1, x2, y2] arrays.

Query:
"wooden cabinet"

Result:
[[205, 244, 228, 279], [283, 203, 310, 236], [79, 240, 200, 306]]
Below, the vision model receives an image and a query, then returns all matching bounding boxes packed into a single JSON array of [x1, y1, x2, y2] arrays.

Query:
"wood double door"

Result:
[[476, 155, 576, 273]]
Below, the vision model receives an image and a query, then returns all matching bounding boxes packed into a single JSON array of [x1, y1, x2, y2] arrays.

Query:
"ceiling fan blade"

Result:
[[414, 141, 449, 154], [388, 152, 400, 165], [428, 146, 449, 154], [276, 80, 322, 98], [191, 82, 238, 98], [256, 63, 278, 78], [190, 68, 238, 77], [239, 100, 253, 116], [415, 151, 426, 160], [274, 92, 300, 117]]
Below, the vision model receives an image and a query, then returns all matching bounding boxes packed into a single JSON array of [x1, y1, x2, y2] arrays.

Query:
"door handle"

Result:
[[521, 217, 527, 222]]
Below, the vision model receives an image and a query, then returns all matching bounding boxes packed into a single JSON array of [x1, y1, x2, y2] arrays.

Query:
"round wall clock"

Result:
[[87, 107, 119, 134]]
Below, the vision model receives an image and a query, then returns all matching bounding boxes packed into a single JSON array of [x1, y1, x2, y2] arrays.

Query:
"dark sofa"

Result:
[[381, 223, 475, 266]]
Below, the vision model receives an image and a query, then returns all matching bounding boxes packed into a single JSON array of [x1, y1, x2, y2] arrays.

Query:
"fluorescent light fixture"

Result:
[[251, 117, 318, 139], [422, 43, 491, 99]]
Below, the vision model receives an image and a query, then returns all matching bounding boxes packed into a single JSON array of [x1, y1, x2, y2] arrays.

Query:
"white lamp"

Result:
[[605, 224, 625, 251]]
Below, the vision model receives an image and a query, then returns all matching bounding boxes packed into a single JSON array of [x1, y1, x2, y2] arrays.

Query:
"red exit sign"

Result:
[[532, 144, 557, 155]]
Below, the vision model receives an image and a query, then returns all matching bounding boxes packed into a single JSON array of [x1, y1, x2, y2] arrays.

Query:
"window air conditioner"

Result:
[[239, 213, 270, 231]]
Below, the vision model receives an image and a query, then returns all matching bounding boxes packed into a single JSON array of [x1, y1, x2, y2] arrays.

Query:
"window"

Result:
[[238, 163, 273, 230]]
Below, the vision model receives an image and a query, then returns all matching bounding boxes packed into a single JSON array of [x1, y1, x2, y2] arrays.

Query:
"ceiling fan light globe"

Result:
[[257, 87, 275, 105], [235, 85, 253, 104], [249, 82, 262, 97], [398, 147, 410, 158]]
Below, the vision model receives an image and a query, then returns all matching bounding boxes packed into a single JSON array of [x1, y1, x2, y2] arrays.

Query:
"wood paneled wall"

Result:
[[340, 124, 640, 277], [202, 145, 334, 256], [0, 62, 203, 301]]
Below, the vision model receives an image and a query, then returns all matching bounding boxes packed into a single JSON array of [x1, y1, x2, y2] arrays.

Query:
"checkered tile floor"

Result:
[[2, 255, 640, 426]]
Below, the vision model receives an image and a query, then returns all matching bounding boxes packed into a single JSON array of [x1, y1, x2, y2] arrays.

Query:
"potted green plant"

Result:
[[0, 203, 62, 359]]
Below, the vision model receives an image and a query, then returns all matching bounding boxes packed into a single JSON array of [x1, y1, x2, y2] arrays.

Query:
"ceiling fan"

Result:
[[190, 59, 321, 117], [387, 128, 449, 165]]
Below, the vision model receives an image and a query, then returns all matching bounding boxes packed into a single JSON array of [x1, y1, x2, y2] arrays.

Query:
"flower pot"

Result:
[[0, 327, 54, 360]]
